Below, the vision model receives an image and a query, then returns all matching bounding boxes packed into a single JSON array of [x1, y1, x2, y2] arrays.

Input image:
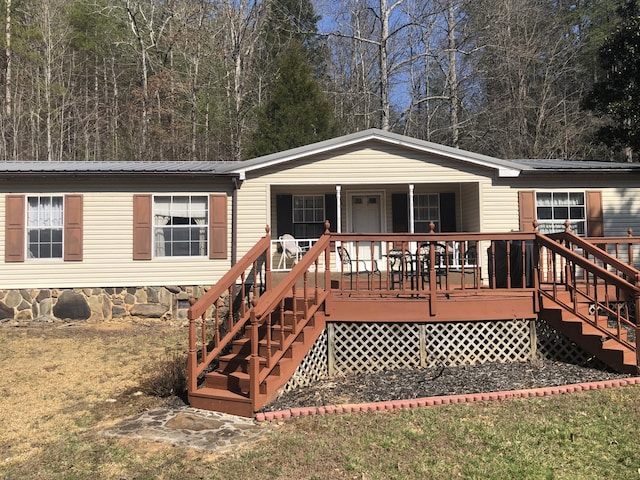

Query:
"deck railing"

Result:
[[330, 231, 539, 294]]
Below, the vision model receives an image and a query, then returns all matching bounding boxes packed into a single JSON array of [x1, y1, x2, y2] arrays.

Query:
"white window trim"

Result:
[[26, 195, 64, 261], [152, 194, 209, 258], [535, 190, 586, 235]]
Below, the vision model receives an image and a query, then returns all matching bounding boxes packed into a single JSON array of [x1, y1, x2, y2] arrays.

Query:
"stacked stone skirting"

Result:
[[0, 285, 212, 323]]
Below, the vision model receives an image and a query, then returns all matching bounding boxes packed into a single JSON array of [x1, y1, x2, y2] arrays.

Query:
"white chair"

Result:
[[277, 234, 302, 269]]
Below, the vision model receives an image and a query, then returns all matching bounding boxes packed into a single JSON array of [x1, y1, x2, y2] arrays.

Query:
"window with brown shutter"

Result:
[[5, 194, 84, 262]]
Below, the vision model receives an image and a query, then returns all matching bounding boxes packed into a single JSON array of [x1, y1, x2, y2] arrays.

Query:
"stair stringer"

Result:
[[538, 297, 638, 374]]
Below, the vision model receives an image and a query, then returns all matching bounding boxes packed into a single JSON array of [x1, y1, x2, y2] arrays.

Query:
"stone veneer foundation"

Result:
[[0, 285, 212, 323]]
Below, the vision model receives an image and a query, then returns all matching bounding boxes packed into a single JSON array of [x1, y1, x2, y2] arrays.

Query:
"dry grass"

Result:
[[0, 320, 185, 465]]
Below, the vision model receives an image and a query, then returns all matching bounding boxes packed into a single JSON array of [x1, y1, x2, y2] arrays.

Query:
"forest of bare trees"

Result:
[[0, 0, 635, 162]]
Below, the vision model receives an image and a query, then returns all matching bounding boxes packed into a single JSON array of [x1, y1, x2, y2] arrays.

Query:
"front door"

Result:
[[349, 193, 383, 262], [351, 194, 382, 233]]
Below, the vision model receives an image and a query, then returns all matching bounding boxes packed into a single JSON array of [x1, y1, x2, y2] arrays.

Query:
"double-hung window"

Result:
[[154, 196, 208, 257], [293, 195, 325, 238], [414, 193, 440, 233], [536, 192, 586, 235], [27, 196, 64, 259]]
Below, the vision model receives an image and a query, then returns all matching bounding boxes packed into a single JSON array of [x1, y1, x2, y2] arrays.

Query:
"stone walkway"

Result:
[[101, 407, 273, 453]]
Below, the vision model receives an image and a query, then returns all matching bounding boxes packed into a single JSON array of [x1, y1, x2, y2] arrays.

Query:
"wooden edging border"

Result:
[[255, 376, 640, 422]]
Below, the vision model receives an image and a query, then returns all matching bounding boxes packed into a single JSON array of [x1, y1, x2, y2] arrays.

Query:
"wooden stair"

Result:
[[538, 290, 638, 374], [188, 296, 327, 417]]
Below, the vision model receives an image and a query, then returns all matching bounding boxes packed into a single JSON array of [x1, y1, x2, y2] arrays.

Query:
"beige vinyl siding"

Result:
[[0, 189, 232, 290], [248, 145, 493, 185], [479, 184, 521, 232], [459, 183, 481, 232], [235, 183, 270, 257]]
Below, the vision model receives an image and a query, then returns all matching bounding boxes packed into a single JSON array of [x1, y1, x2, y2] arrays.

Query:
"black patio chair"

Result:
[[338, 246, 381, 289]]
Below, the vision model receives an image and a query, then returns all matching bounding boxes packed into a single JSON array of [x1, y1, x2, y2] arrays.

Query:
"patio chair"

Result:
[[277, 234, 302, 269], [388, 249, 415, 290], [338, 246, 381, 289], [416, 243, 448, 288]]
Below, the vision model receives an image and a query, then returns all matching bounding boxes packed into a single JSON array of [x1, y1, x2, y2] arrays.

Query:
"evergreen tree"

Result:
[[247, 41, 337, 158], [584, 0, 640, 161]]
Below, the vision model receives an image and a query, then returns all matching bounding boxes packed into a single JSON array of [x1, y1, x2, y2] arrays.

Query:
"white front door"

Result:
[[349, 193, 383, 262], [351, 194, 382, 233]]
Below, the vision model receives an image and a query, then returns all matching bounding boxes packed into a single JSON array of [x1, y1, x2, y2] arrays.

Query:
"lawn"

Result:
[[1, 320, 638, 479]]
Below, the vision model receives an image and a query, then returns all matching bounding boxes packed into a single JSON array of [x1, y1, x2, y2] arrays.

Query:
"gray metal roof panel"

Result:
[[0, 161, 243, 174], [510, 159, 640, 171]]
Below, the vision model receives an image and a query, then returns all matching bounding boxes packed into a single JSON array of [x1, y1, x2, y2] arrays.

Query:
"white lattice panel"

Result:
[[331, 323, 423, 374], [535, 318, 607, 368], [425, 320, 532, 367], [282, 330, 329, 392], [281, 319, 609, 393]]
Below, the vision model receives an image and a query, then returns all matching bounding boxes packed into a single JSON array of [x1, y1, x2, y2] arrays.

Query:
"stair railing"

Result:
[[187, 227, 272, 394], [548, 224, 640, 286], [536, 232, 640, 365], [248, 229, 332, 406]]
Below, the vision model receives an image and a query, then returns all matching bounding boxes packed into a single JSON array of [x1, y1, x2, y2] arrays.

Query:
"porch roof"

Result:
[[225, 129, 525, 179]]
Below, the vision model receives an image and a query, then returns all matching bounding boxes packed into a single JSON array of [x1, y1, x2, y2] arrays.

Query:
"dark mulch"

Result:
[[262, 359, 633, 412]]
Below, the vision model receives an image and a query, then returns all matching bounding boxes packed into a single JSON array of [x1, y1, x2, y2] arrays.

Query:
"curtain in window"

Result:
[[154, 215, 170, 256], [28, 197, 63, 227]]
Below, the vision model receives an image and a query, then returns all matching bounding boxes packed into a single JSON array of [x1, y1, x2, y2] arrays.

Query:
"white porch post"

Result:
[[409, 184, 415, 233], [335, 185, 342, 233]]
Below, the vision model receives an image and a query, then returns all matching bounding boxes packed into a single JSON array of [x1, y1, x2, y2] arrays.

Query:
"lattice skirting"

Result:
[[535, 317, 608, 369], [283, 319, 601, 393]]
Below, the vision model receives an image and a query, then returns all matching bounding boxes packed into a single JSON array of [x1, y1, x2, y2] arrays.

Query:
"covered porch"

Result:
[[270, 182, 482, 272]]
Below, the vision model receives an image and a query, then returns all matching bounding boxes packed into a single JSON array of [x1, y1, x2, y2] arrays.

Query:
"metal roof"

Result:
[[510, 159, 640, 172], [0, 161, 243, 175]]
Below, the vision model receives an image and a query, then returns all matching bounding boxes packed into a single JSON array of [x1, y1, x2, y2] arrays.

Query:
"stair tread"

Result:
[[190, 387, 251, 402]]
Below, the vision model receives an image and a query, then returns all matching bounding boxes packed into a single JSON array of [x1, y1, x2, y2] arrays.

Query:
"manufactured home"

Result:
[[2, 129, 639, 416]]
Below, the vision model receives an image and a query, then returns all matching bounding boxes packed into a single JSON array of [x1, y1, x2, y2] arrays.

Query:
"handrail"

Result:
[[538, 233, 640, 292], [253, 233, 331, 319], [548, 230, 640, 285], [188, 234, 272, 320]]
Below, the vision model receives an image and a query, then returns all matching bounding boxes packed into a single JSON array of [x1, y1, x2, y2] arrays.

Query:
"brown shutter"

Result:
[[5, 195, 25, 262], [133, 194, 152, 260], [64, 195, 83, 261], [209, 195, 227, 259], [518, 191, 536, 232], [586, 191, 604, 237]]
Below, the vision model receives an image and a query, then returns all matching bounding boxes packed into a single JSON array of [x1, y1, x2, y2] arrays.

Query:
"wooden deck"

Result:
[[187, 229, 640, 416]]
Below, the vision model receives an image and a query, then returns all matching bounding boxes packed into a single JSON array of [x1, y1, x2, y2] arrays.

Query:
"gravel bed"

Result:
[[262, 359, 632, 412]]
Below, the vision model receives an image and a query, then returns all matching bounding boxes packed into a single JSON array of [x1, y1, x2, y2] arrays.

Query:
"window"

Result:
[[414, 194, 440, 233], [27, 196, 64, 259], [536, 192, 586, 235], [293, 195, 325, 238], [154, 196, 208, 257]]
